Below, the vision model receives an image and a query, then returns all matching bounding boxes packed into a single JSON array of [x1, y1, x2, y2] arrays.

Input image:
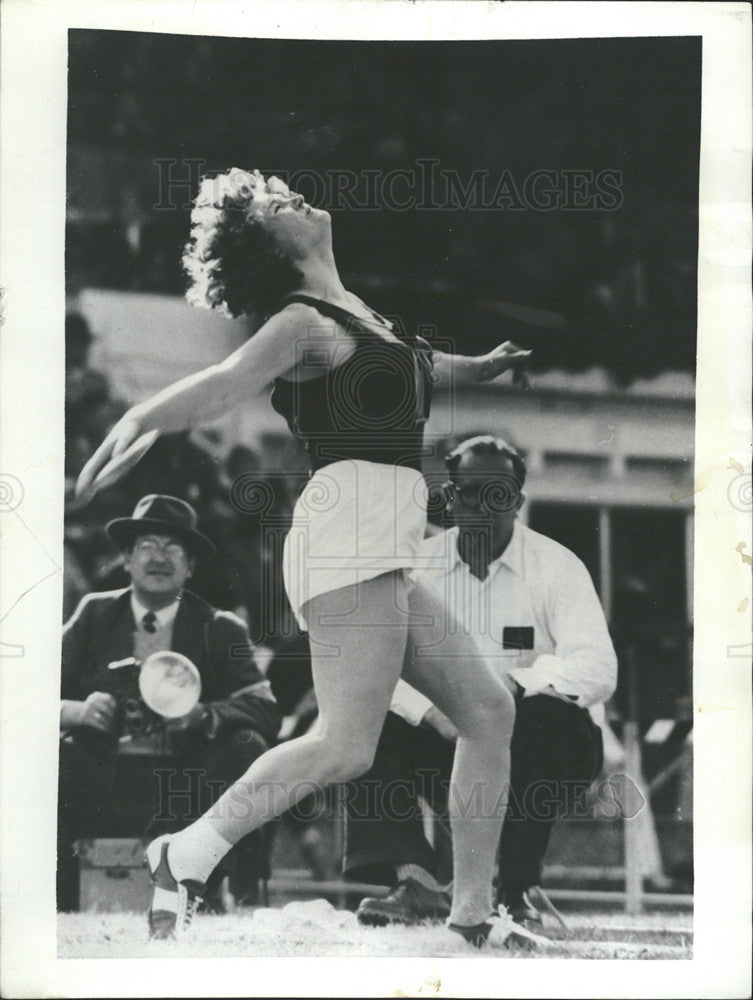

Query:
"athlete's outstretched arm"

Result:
[[432, 340, 531, 389], [76, 306, 307, 497]]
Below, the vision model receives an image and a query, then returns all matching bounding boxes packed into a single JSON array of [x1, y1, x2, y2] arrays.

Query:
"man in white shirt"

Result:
[[346, 436, 617, 927]]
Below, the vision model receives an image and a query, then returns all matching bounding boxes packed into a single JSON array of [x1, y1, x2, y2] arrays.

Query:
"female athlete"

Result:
[[77, 168, 532, 946]]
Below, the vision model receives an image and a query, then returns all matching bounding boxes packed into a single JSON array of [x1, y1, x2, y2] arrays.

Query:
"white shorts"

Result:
[[283, 460, 428, 631]]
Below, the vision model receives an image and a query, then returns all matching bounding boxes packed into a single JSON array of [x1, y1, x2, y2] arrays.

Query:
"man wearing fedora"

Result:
[[58, 494, 281, 912]]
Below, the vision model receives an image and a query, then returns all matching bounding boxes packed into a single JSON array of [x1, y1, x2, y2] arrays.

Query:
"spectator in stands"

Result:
[[62, 540, 91, 624], [65, 313, 110, 436], [64, 313, 130, 596], [225, 443, 261, 482], [58, 494, 281, 911], [65, 312, 128, 505], [221, 444, 308, 641], [347, 435, 617, 928], [90, 493, 251, 622], [215, 445, 266, 630], [191, 502, 253, 620]]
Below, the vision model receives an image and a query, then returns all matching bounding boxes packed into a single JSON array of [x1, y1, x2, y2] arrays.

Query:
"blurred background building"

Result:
[[64, 31, 699, 893]]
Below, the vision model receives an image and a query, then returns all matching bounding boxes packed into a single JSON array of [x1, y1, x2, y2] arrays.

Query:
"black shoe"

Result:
[[498, 887, 543, 928], [357, 878, 451, 927], [200, 872, 228, 915], [145, 834, 205, 940]]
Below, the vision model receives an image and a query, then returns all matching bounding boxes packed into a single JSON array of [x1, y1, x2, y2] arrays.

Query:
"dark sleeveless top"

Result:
[[270, 294, 434, 474]]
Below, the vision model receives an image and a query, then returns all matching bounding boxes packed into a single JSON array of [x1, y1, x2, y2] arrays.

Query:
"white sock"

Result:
[[167, 818, 234, 884], [396, 863, 443, 893]]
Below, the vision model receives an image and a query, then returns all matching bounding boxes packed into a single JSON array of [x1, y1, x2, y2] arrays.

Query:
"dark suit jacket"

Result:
[[61, 588, 280, 749]]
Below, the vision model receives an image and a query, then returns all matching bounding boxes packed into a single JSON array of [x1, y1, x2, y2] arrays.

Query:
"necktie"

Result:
[[142, 611, 157, 634]]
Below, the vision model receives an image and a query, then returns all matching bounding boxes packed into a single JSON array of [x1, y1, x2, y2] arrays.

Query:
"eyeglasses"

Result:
[[133, 538, 187, 558], [443, 478, 521, 513], [451, 484, 485, 511]]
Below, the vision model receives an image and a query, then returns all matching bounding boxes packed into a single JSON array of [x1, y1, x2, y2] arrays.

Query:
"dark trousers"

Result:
[[343, 697, 603, 896], [499, 694, 603, 895], [343, 713, 456, 887], [57, 728, 269, 911]]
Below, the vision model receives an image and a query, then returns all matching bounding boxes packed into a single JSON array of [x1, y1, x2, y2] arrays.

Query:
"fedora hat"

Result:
[[106, 494, 216, 559]]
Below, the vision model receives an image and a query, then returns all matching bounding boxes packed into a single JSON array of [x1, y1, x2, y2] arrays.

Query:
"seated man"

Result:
[[58, 494, 281, 911], [345, 436, 617, 927]]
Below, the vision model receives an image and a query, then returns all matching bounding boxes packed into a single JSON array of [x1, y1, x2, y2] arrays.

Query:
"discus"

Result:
[[139, 650, 202, 718], [82, 429, 159, 500]]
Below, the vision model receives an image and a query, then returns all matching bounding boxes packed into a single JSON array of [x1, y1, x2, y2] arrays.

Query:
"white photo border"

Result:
[[0, 2, 750, 997]]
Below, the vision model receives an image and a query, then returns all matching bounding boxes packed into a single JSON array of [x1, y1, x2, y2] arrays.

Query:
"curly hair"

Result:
[[182, 168, 303, 320]]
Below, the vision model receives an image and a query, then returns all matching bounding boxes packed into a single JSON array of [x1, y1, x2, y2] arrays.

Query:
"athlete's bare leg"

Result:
[[401, 577, 515, 927]]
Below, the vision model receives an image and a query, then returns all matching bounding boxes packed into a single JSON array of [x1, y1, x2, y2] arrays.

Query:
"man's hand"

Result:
[[477, 342, 532, 386], [540, 684, 577, 704], [421, 706, 459, 742], [63, 692, 118, 733], [164, 702, 207, 734]]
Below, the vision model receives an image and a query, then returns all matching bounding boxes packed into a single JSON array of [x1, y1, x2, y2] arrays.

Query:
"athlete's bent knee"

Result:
[[305, 737, 376, 785], [331, 748, 377, 783]]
